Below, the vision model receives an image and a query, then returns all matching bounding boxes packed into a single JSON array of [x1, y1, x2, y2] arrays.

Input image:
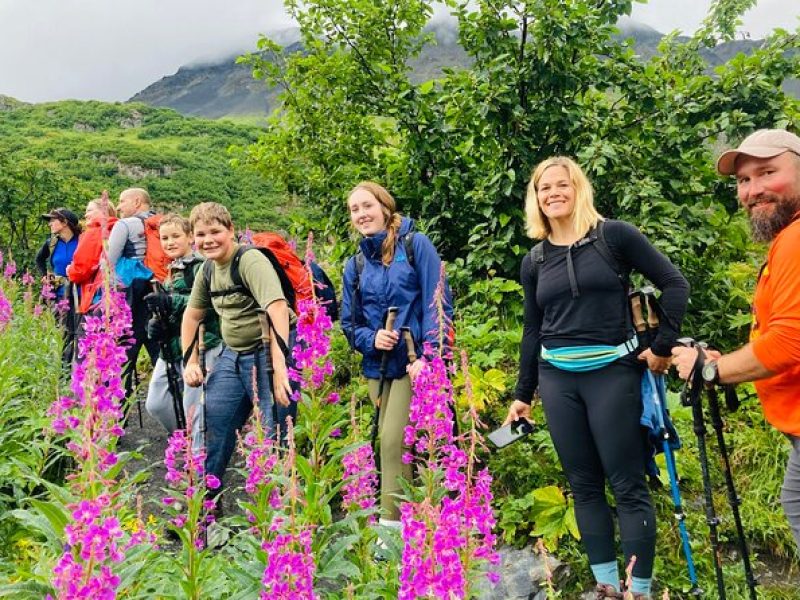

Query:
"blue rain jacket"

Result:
[[342, 217, 453, 380]]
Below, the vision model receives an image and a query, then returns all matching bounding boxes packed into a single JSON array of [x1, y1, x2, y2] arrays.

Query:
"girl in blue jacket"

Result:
[[342, 181, 452, 527]]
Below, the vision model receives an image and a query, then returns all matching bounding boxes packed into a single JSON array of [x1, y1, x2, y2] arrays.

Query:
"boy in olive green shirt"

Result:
[[181, 202, 291, 490]]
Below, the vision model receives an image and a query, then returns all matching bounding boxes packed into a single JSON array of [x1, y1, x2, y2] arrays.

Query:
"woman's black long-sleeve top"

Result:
[[514, 220, 690, 404]]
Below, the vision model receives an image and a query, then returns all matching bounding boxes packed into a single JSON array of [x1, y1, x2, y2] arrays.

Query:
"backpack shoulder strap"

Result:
[[202, 258, 215, 297], [354, 251, 365, 295], [529, 240, 545, 281], [403, 231, 416, 268], [591, 221, 623, 279]]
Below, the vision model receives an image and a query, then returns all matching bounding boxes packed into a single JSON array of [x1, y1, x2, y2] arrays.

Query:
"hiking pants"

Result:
[[782, 434, 800, 553], [145, 345, 222, 450], [539, 359, 656, 578], [122, 280, 160, 403], [369, 375, 414, 522], [204, 346, 274, 490]]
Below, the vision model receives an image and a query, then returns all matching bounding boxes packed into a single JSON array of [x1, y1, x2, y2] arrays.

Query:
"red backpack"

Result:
[[202, 232, 312, 313], [138, 214, 170, 283], [250, 232, 313, 304]]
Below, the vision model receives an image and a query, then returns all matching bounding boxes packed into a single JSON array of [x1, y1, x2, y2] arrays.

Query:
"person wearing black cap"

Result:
[[672, 128, 800, 554], [36, 208, 82, 299], [36, 207, 82, 363]]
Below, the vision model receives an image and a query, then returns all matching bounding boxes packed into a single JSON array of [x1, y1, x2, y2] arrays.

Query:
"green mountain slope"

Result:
[[0, 99, 292, 261]]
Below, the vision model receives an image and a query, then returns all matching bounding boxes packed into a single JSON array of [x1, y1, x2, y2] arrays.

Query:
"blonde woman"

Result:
[[505, 157, 689, 599]]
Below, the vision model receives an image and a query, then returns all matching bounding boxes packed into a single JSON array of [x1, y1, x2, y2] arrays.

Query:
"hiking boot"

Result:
[[594, 584, 623, 599]]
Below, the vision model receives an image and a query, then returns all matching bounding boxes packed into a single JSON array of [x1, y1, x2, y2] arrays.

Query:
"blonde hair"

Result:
[[525, 156, 603, 240], [348, 181, 402, 266], [189, 202, 233, 231], [87, 198, 117, 218], [160, 213, 191, 235]]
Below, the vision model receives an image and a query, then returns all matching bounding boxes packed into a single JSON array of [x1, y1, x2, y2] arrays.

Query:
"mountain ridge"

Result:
[[126, 21, 794, 119]]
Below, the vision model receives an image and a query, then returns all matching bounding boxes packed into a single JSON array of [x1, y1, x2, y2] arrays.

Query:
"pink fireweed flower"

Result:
[[289, 297, 333, 393], [260, 529, 317, 599], [0, 287, 11, 332], [341, 442, 378, 522], [399, 500, 465, 599], [399, 344, 500, 594], [33, 304, 44, 317], [41, 278, 56, 302], [403, 346, 457, 463], [3, 260, 16, 279], [21, 271, 34, 286], [303, 232, 316, 267], [241, 429, 279, 495], [163, 428, 215, 547], [50, 494, 125, 599], [55, 297, 71, 315], [47, 289, 132, 461]]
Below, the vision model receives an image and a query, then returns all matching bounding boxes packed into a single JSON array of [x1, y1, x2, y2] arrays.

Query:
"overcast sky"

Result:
[[0, 0, 797, 103]]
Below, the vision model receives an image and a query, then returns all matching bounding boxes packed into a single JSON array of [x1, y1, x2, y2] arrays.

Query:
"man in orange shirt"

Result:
[[672, 129, 800, 552]]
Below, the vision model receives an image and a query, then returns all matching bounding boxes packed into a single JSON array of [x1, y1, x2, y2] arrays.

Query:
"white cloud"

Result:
[[631, 0, 799, 38], [0, 0, 291, 102], [1, 0, 797, 103]]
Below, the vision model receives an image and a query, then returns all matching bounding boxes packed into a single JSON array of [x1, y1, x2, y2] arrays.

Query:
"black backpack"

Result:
[[530, 220, 630, 339]]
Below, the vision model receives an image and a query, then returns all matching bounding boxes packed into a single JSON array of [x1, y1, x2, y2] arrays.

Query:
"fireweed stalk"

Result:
[[236, 368, 316, 599], [0, 284, 11, 332], [398, 284, 498, 598], [46, 287, 136, 599], [259, 421, 317, 599], [238, 370, 280, 541], [341, 395, 378, 522], [162, 427, 220, 598]]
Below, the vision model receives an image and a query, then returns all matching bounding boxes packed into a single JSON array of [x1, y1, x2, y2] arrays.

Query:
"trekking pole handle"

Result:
[[644, 291, 660, 329], [401, 327, 417, 363], [630, 293, 646, 334], [384, 306, 398, 332]]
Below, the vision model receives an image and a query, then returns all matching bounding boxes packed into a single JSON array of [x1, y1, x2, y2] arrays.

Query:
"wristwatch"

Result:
[[701, 359, 720, 386]]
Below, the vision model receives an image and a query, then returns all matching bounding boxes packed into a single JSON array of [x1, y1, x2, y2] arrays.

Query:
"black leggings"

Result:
[[539, 359, 655, 578]]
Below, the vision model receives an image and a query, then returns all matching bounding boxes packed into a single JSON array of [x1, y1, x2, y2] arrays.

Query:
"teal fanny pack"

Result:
[[540, 336, 638, 372]]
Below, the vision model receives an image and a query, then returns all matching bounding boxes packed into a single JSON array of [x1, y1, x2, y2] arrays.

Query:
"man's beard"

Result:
[[749, 193, 800, 242]]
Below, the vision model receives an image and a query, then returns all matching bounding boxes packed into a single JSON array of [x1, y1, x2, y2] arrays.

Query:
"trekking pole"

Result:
[[197, 321, 210, 547], [706, 382, 758, 598], [678, 337, 727, 599], [198, 322, 207, 455], [401, 327, 417, 364], [256, 307, 278, 434], [151, 280, 186, 431], [372, 307, 398, 481], [631, 291, 701, 594]]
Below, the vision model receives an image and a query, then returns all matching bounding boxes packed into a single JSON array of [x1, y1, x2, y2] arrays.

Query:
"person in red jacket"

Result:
[[673, 129, 800, 554], [67, 197, 118, 315]]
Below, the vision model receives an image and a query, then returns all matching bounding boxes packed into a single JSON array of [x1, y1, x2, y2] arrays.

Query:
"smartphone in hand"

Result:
[[488, 419, 535, 449]]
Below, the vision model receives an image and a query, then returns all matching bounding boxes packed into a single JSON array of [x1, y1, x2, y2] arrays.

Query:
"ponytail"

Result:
[[382, 213, 402, 267]]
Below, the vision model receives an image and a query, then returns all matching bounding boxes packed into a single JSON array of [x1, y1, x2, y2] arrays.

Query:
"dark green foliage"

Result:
[[0, 100, 286, 268]]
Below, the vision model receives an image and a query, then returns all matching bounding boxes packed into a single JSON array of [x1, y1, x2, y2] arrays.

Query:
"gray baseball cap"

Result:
[[717, 129, 800, 175]]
